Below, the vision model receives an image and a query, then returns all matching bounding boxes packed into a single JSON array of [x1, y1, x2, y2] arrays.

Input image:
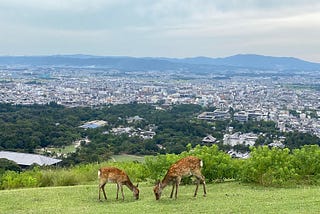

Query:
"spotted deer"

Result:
[[98, 167, 139, 201], [153, 156, 206, 200]]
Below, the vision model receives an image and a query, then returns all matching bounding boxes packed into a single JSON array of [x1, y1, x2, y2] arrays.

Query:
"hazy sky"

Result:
[[1, 0, 320, 62]]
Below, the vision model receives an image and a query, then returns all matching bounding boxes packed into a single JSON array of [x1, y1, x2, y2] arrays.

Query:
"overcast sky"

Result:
[[0, 0, 320, 62]]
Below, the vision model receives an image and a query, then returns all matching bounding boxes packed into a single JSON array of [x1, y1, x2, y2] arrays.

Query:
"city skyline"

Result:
[[0, 0, 320, 62]]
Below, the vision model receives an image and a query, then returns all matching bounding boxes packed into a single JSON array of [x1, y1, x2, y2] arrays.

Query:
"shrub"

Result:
[[114, 162, 150, 182], [145, 144, 238, 182], [292, 145, 320, 184], [0, 158, 21, 174], [185, 144, 237, 181], [239, 146, 296, 186], [1, 169, 40, 189], [144, 154, 181, 181]]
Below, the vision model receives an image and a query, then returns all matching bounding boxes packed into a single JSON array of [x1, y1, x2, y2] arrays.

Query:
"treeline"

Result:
[[0, 103, 84, 152], [2, 144, 320, 189], [0, 103, 320, 165]]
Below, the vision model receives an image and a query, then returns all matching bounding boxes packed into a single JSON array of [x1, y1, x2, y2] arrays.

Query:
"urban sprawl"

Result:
[[1, 67, 320, 141]]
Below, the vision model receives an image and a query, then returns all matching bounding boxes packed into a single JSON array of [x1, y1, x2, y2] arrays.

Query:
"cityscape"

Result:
[[1, 65, 320, 139]]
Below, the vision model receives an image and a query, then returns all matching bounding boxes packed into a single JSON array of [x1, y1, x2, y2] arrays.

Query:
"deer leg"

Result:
[[116, 183, 119, 200], [199, 175, 207, 197], [170, 184, 175, 198], [175, 178, 181, 199], [194, 174, 206, 197], [194, 178, 200, 197], [202, 178, 207, 197], [120, 184, 125, 200], [99, 183, 107, 200]]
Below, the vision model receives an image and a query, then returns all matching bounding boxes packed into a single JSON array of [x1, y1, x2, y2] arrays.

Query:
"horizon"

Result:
[[0, 53, 319, 64], [0, 1, 319, 62]]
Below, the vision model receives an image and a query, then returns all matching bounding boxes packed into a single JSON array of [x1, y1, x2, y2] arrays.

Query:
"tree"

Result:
[[0, 158, 21, 174]]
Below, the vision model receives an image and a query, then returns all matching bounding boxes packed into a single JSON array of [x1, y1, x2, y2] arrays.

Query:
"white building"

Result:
[[223, 132, 258, 147]]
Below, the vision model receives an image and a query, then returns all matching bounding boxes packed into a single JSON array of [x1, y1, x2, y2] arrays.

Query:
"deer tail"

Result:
[[200, 159, 203, 168], [98, 168, 101, 179]]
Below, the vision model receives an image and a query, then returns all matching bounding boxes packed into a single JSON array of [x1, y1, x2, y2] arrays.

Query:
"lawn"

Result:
[[110, 154, 145, 163], [1, 182, 320, 214], [36, 145, 77, 156]]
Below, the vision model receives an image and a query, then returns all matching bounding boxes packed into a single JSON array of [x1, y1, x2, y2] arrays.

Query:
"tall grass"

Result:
[[0, 161, 148, 190]]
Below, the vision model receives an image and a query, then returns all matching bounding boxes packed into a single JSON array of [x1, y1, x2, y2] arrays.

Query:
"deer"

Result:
[[98, 166, 139, 201], [153, 156, 207, 200]]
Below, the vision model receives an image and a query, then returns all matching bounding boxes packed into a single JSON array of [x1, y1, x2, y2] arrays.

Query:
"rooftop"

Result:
[[0, 151, 61, 166]]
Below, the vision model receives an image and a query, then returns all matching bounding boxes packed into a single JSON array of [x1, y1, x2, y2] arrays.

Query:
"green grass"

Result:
[[1, 182, 320, 214], [47, 144, 77, 154], [36, 145, 77, 156], [110, 154, 145, 163]]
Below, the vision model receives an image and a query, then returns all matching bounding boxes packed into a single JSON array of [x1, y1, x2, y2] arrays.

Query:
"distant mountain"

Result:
[[212, 54, 320, 70], [0, 55, 234, 73], [0, 54, 319, 71], [167, 54, 320, 71]]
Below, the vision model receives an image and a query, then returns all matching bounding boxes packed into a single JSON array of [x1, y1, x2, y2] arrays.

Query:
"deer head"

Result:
[[153, 180, 163, 200], [133, 183, 139, 200]]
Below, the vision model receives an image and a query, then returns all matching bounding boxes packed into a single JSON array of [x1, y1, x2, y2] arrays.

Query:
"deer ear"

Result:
[[155, 180, 160, 185], [136, 183, 139, 188]]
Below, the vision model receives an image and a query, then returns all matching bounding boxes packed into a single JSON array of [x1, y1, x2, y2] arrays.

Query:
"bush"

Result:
[[145, 144, 238, 182], [144, 154, 182, 181], [1, 169, 40, 189], [185, 144, 237, 181], [0, 158, 21, 174], [239, 146, 296, 186], [292, 145, 320, 184]]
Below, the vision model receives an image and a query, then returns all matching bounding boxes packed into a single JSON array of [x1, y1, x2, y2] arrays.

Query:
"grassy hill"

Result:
[[1, 182, 320, 213]]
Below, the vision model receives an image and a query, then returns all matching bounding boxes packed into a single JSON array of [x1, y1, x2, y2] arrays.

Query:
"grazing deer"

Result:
[[153, 156, 206, 200], [98, 167, 139, 201]]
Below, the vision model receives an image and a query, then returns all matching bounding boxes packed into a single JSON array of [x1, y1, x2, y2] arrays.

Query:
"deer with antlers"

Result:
[[98, 166, 139, 201], [153, 156, 207, 200]]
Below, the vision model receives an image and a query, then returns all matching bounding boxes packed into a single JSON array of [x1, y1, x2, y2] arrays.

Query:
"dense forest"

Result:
[[0, 103, 319, 165]]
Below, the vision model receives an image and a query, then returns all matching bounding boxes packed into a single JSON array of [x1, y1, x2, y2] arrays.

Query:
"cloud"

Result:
[[0, 0, 128, 12], [1, 0, 320, 31], [0, 0, 319, 61]]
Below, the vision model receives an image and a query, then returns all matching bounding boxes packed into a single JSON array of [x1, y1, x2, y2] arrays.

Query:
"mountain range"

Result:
[[0, 54, 319, 72]]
